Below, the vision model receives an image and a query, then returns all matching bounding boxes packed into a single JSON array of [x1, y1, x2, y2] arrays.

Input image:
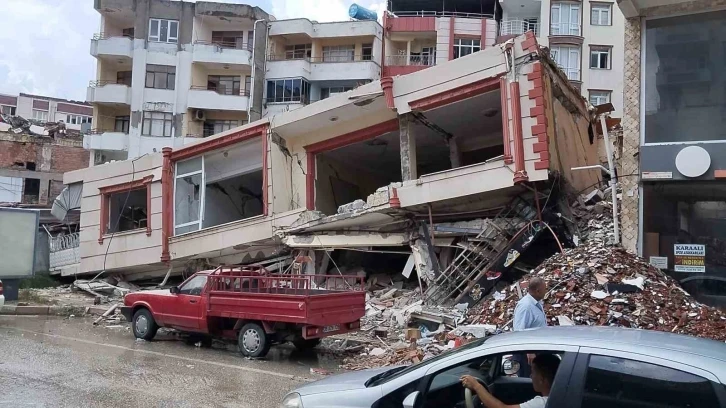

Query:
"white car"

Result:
[[0, 279, 4, 308]]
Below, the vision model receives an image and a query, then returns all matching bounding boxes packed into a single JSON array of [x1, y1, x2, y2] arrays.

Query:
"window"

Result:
[[145, 65, 175, 90], [247, 30, 254, 51], [590, 46, 611, 69], [24, 178, 40, 199], [122, 27, 135, 38], [141, 112, 173, 137], [244, 76, 251, 96], [203, 120, 239, 137], [32, 109, 48, 122], [265, 78, 311, 103], [1, 105, 15, 115], [179, 275, 208, 296], [323, 45, 355, 62], [117, 71, 132, 86], [551, 2, 581, 36], [285, 44, 311, 60], [591, 3, 612, 26], [589, 90, 611, 106], [453, 38, 481, 59], [107, 189, 148, 233], [65, 114, 92, 125], [362, 43, 373, 60], [114, 116, 130, 133], [148, 18, 178, 43], [207, 75, 241, 95], [550, 45, 581, 80], [211, 31, 245, 49], [321, 87, 354, 100], [582, 355, 720, 407]]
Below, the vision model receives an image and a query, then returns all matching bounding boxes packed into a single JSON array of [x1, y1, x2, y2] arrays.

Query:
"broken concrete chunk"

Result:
[[369, 347, 387, 357], [337, 199, 368, 214], [590, 290, 608, 300]]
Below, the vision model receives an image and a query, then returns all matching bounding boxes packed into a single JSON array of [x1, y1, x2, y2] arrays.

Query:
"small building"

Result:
[[0, 93, 92, 133], [62, 34, 600, 291], [617, 0, 726, 306]]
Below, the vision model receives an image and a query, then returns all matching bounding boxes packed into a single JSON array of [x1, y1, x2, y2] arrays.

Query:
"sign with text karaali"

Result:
[[673, 244, 705, 273]]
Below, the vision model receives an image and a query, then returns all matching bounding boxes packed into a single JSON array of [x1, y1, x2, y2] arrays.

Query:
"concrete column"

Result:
[[449, 136, 461, 168], [399, 113, 417, 181], [406, 41, 412, 65]]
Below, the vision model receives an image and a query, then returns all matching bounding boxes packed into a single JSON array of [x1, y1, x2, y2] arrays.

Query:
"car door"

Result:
[[416, 343, 580, 408], [566, 347, 726, 408], [166, 275, 208, 330]]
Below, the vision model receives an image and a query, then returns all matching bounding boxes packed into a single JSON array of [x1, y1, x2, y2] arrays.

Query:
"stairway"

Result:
[[424, 196, 539, 306]]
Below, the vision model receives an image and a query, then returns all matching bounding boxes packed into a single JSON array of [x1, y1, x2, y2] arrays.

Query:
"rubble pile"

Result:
[[471, 229, 726, 341]]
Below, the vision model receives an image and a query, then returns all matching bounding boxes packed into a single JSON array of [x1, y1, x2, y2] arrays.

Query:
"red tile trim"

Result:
[[408, 74, 503, 111], [381, 77, 395, 110], [449, 17, 455, 61]]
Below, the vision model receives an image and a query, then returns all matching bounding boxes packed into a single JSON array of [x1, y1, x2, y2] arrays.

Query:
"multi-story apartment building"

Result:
[[263, 19, 383, 116], [0, 93, 93, 133], [86, 0, 271, 165], [617, 0, 726, 306], [381, 0, 624, 116]]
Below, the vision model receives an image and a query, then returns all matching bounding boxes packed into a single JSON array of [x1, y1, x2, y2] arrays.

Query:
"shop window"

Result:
[[644, 11, 726, 143]]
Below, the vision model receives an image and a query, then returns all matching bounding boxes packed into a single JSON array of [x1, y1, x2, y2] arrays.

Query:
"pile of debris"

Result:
[[470, 230, 726, 341]]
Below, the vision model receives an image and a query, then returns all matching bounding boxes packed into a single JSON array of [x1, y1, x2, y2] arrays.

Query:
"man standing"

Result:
[[512, 277, 547, 376]]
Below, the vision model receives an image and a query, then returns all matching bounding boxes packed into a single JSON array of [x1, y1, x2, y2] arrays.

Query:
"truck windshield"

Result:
[[179, 275, 208, 295]]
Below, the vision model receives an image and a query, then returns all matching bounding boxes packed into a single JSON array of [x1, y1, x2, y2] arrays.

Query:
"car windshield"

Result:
[[367, 336, 489, 387]]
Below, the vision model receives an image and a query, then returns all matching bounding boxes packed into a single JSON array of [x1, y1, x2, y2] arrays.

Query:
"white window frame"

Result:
[[590, 46, 611, 69], [148, 18, 179, 44], [590, 3, 612, 26], [32, 109, 48, 122], [141, 111, 173, 137], [322, 45, 355, 62], [173, 157, 205, 235], [453, 38, 481, 59], [589, 90, 611, 106], [550, 45, 581, 81], [65, 114, 92, 125], [551, 2, 581, 36]]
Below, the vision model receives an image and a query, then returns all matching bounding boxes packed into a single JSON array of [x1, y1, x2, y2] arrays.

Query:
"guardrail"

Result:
[[89, 80, 130, 87], [92, 32, 134, 41], [190, 85, 251, 97], [385, 54, 436, 67], [499, 20, 539, 37], [194, 40, 252, 51], [85, 128, 128, 135], [389, 10, 494, 18], [267, 54, 378, 64], [50, 232, 79, 252]]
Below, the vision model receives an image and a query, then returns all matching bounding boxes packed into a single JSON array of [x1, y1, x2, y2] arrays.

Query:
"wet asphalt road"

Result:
[[0, 315, 342, 407]]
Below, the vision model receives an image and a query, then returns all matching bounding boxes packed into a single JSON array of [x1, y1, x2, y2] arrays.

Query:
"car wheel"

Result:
[[292, 338, 320, 351], [238, 323, 270, 358], [132, 308, 158, 341]]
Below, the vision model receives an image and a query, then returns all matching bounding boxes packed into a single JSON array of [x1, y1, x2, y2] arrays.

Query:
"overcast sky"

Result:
[[0, 0, 386, 102]]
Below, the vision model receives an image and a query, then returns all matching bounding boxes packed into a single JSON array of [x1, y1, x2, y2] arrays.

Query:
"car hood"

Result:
[[294, 366, 394, 396]]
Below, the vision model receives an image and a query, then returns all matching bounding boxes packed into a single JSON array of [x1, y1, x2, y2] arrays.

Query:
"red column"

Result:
[[160, 147, 172, 263], [510, 82, 529, 184], [448, 17, 456, 60], [500, 77, 513, 164]]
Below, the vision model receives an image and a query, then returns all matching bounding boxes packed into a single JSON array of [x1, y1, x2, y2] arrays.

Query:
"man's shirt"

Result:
[[513, 294, 547, 331]]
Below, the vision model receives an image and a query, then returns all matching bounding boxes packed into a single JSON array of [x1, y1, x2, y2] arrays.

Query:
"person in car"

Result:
[[460, 353, 560, 408]]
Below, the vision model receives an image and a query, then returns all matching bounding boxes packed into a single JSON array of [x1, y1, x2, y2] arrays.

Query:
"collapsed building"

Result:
[[58, 33, 603, 307]]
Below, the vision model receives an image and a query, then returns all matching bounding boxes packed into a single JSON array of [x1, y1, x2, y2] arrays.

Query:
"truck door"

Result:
[[168, 275, 207, 330]]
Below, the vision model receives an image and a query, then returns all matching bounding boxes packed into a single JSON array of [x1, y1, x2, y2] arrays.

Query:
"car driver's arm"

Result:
[[461, 375, 519, 408]]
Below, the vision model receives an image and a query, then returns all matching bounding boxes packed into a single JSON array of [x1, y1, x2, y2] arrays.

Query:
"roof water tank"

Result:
[[349, 4, 378, 21]]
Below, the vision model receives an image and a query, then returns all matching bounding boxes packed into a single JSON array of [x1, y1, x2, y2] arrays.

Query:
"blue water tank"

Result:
[[349, 3, 378, 21]]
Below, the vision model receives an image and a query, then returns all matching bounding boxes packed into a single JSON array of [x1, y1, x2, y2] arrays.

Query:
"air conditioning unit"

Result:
[[193, 109, 206, 121]]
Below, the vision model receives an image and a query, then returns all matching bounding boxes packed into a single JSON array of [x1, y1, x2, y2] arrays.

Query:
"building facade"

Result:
[[0, 93, 93, 133], [618, 0, 726, 306], [87, 0, 271, 165]]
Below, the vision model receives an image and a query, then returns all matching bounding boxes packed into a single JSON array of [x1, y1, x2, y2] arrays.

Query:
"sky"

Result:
[[0, 0, 386, 102]]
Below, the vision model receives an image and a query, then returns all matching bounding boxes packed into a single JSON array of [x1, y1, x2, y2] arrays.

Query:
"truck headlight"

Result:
[[281, 393, 304, 408]]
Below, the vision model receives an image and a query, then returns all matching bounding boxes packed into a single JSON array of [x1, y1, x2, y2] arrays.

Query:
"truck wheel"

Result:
[[293, 338, 321, 351], [132, 308, 158, 341], [238, 323, 270, 358]]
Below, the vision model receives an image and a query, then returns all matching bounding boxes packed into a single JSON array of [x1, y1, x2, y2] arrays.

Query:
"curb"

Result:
[[0, 304, 102, 317]]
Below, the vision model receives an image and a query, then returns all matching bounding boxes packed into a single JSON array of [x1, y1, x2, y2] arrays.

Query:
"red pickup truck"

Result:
[[120, 266, 366, 357]]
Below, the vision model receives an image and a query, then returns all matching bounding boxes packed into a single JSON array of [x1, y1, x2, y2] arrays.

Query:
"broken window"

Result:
[[589, 90, 611, 107], [453, 38, 481, 59], [141, 112, 173, 137], [107, 189, 148, 233], [148, 18, 178, 43], [145, 64, 175, 90], [1, 105, 15, 115], [174, 138, 264, 235], [23, 178, 40, 203]]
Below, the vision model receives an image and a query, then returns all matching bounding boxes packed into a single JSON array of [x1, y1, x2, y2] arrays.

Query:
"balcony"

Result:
[[90, 33, 133, 59], [309, 56, 380, 81], [49, 232, 81, 276], [383, 54, 435, 76], [83, 129, 129, 152], [87, 81, 132, 105], [192, 41, 252, 67], [187, 86, 250, 111], [500, 20, 540, 37]]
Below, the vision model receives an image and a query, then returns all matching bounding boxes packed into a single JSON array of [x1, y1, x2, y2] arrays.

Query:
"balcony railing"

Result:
[[92, 32, 134, 41], [385, 54, 436, 67], [190, 85, 251, 96], [85, 127, 129, 135], [194, 40, 252, 51], [50, 232, 80, 252], [500, 20, 539, 37], [267, 54, 377, 64], [49, 232, 80, 270], [550, 23, 581, 36], [89, 80, 131, 87], [264, 94, 311, 105], [390, 10, 494, 18]]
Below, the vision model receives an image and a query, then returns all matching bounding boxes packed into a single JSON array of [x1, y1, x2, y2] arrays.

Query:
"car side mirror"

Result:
[[502, 357, 521, 376], [170, 286, 180, 294], [403, 391, 420, 408]]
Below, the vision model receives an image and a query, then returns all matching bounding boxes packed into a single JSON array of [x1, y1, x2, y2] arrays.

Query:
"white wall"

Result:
[[0, 176, 22, 202]]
